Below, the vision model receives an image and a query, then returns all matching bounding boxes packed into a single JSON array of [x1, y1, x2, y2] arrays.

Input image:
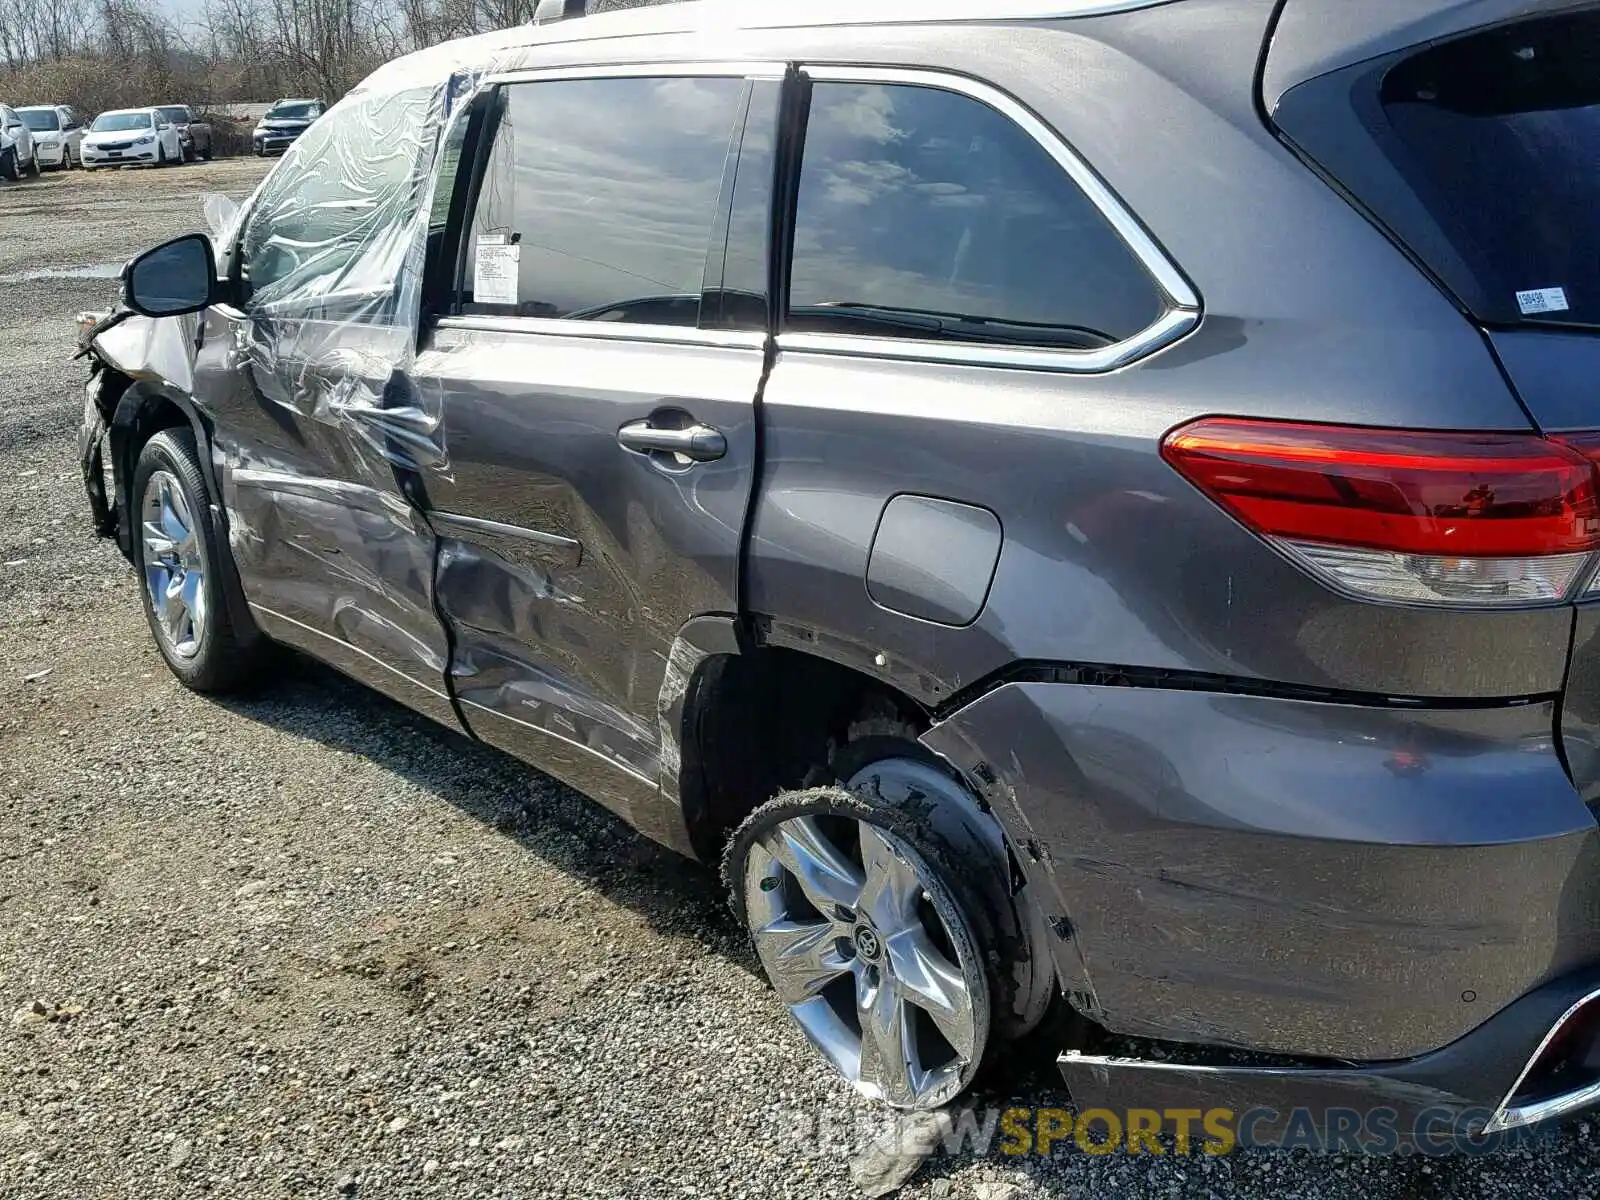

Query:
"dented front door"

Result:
[[196, 84, 462, 729]]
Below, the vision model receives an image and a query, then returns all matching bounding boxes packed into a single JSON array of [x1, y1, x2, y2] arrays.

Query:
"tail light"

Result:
[[1160, 417, 1600, 606]]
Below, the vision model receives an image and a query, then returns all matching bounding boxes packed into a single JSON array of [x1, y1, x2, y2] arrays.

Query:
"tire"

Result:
[[1, 147, 17, 181], [132, 428, 266, 693], [25, 147, 39, 177], [201, 141, 213, 161], [155, 143, 166, 167]]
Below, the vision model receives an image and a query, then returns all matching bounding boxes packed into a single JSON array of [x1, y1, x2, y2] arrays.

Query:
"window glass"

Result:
[[1375, 9, 1600, 327], [463, 76, 745, 326], [788, 82, 1165, 350], [241, 86, 435, 311], [91, 111, 154, 133], [19, 109, 59, 132]]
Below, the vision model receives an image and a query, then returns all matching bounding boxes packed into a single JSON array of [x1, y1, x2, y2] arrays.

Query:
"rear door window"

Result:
[[461, 75, 748, 327], [785, 80, 1166, 351]]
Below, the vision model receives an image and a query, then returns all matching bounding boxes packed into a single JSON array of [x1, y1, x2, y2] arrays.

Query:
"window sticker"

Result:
[[473, 234, 520, 307], [1516, 286, 1570, 315]]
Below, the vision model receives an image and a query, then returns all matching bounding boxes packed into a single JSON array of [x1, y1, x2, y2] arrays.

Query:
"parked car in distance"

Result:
[[81, 108, 183, 169], [252, 98, 324, 156], [0, 104, 39, 179], [74, 0, 1600, 1152], [156, 105, 212, 161], [17, 105, 86, 170]]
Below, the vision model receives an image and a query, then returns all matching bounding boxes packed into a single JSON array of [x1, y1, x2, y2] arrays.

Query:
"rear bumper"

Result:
[[923, 680, 1600, 1063], [1058, 966, 1600, 1150]]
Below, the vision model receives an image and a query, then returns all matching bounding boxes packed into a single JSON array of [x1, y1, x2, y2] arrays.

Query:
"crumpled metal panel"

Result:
[[90, 312, 200, 392], [926, 681, 1600, 1061]]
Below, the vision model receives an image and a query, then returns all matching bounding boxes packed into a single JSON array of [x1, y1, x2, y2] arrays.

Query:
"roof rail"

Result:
[[531, 0, 586, 23]]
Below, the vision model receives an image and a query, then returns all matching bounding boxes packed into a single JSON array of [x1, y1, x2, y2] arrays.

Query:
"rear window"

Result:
[[19, 109, 58, 132], [1278, 6, 1600, 329]]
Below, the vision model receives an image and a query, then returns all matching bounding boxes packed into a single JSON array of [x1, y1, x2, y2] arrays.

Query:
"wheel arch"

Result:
[[107, 381, 218, 558], [110, 381, 260, 650], [680, 620, 1068, 1040]]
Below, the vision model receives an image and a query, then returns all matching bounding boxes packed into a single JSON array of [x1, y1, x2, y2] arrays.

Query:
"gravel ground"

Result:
[[2, 159, 1599, 1200]]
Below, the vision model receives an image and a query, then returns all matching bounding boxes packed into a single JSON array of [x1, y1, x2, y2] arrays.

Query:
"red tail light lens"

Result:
[[1161, 418, 1600, 606]]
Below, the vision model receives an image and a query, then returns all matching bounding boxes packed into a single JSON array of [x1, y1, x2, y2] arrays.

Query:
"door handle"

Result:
[[616, 419, 727, 463]]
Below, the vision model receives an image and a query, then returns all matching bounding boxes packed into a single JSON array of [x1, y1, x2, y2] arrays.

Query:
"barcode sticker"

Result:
[[1517, 286, 1570, 315]]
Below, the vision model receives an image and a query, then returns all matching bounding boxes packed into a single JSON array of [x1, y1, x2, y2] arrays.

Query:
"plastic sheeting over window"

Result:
[[229, 80, 458, 477]]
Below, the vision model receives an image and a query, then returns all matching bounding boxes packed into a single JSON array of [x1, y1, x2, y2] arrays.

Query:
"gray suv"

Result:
[[76, 0, 1600, 1147]]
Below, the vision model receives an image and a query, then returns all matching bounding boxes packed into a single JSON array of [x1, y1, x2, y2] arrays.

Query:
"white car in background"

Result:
[[80, 108, 182, 170], [17, 105, 86, 170], [0, 104, 39, 179]]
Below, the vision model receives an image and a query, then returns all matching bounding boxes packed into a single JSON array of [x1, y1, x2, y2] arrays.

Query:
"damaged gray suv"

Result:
[[76, 0, 1600, 1146]]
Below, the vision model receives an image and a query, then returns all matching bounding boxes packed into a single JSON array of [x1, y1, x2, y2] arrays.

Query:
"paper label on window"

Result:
[[1516, 286, 1569, 315], [473, 236, 520, 306]]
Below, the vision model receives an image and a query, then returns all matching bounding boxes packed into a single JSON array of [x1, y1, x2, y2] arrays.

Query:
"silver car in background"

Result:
[[0, 104, 38, 179], [17, 105, 87, 170]]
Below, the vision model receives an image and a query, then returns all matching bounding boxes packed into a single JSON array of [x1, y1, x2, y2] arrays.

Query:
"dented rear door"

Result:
[[412, 70, 781, 815]]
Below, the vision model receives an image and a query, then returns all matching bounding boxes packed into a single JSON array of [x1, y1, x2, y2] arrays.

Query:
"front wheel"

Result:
[[25, 148, 39, 177], [200, 142, 213, 161], [1, 147, 18, 181], [132, 429, 266, 692]]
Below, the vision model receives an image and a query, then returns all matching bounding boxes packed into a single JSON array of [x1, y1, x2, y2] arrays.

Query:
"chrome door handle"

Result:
[[616, 419, 727, 463]]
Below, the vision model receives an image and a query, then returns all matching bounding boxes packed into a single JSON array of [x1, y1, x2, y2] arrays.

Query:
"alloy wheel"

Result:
[[140, 470, 208, 658], [741, 814, 987, 1109]]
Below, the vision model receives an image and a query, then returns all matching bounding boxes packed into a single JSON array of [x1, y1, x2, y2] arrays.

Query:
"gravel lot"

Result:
[[3, 159, 1599, 1200]]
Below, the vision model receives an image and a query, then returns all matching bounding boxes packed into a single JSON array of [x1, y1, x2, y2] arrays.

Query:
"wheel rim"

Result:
[[742, 813, 987, 1109], [140, 470, 208, 658]]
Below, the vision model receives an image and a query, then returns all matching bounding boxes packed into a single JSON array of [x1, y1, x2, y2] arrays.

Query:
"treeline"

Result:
[[0, 0, 655, 116]]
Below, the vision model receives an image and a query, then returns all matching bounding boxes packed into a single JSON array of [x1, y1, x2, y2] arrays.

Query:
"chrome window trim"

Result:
[[1483, 986, 1600, 1134], [483, 60, 788, 85], [788, 65, 1200, 375], [779, 309, 1197, 374], [436, 314, 767, 350]]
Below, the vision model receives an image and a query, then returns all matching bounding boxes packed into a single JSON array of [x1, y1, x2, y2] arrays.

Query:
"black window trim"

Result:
[[432, 60, 786, 353], [779, 64, 1201, 374]]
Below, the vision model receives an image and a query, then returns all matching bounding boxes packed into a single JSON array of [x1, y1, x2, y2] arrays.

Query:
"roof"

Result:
[[357, 0, 1176, 94]]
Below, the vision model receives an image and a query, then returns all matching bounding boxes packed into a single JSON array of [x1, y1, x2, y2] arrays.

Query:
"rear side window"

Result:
[[1277, 6, 1600, 330], [786, 81, 1165, 350], [462, 76, 746, 326]]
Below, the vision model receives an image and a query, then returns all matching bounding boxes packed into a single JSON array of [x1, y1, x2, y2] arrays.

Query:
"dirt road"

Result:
[[0, 158, 1595, 1200]]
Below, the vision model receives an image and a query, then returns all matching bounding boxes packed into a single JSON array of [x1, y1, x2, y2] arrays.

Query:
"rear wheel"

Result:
[[726, 787, 992, 1109], [132, 428, 266, 693]]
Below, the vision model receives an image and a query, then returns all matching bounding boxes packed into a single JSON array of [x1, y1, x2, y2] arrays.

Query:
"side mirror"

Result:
[[122, 233, 216, 318]]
